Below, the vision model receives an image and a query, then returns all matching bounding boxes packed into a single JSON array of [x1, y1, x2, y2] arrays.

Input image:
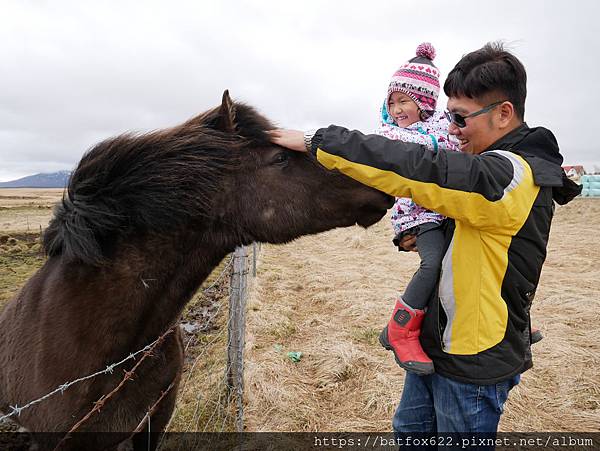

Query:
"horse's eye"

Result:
[[271, 152, 289, 166]]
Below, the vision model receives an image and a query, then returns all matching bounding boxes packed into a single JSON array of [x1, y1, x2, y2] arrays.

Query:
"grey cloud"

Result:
[[1, 0, 599, 180]]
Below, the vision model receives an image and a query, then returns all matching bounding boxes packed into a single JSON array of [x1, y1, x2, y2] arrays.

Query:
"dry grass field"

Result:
[[245, 198, 600, 432], [0, 188, 63, 235], [0, 188, 63, 310], [2, 189, 599, 434]]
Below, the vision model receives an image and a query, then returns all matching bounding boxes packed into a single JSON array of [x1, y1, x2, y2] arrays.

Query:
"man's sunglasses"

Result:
[[444, 101, 506, 128]]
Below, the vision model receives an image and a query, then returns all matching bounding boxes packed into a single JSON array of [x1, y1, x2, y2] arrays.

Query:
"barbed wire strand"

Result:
[[169, 251, 249, 450], [1, 251, 245, 451], [0, 255, 234, 426], [0, 329, 172, 424], [52, 327, 175, 451], [167, 311, 233, 451], [128, 381, 175, 437], [186, 327, 231, 431]]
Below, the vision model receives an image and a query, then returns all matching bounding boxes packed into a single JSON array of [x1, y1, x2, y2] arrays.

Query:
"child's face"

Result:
[[388, 91, 420, 127]]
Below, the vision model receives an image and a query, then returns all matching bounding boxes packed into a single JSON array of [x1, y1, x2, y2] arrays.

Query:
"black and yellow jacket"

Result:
[[310, 123, 581, 384]]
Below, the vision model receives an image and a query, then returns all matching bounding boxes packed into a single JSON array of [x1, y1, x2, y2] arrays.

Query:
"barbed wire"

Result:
[[129, 381, 175, 437], [203, 255, 234, 293], [53, 328, 175, 451], [0, 329, 173, 424], [160, 298, 231, 439], [1, 248, 249, 451], [0, 255, 235, 425]]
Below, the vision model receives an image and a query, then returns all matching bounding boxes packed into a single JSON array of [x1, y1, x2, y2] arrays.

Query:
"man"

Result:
[[270, 42, 581, 433]]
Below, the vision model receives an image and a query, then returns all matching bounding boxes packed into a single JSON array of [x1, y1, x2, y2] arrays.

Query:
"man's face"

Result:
[[446, 96, 503, 154], [388, 91, 420, 127]]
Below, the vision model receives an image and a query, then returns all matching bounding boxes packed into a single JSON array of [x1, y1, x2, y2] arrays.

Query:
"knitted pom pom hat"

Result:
[[387, 43, 440, 120]]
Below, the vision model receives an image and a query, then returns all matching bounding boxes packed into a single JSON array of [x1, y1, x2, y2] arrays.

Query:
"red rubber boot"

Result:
[[379, 298, 434, 375]]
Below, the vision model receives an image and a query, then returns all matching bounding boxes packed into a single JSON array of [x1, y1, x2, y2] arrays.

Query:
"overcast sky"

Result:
[[1, 0, 599, 181]]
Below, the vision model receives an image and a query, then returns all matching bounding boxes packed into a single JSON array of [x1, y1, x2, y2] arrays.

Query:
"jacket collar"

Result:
[[483, 123, 531, 154], [484, 123, 562, 165], [482, 122, 581, 204]]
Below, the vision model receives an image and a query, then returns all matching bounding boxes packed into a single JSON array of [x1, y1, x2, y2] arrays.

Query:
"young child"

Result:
[[376, 43, 457, 375]]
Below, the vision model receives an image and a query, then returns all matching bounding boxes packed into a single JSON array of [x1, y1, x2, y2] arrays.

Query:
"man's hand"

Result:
[[398, 234, 418, 252], [268, 129, 307, 152]]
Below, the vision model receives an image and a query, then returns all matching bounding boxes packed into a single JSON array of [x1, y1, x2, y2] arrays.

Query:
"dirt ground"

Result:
[[244, 198, 600, 432]]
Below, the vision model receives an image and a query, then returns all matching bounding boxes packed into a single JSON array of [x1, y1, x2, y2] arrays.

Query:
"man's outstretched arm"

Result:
[[271, 126, 538, 233]]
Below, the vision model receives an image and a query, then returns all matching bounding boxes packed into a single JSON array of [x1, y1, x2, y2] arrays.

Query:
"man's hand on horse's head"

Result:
[[268, 129, 307, 152]]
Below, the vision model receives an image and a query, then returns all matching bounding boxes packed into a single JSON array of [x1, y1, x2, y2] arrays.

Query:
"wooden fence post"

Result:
[[227, 246, 248, 432]]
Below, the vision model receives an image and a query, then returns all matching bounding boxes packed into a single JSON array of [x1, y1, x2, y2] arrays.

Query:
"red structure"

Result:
[[563, 165, 585, 179]]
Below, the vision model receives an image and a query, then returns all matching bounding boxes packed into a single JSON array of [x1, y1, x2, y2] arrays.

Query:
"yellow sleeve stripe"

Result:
[[316, 148, 539, 233]]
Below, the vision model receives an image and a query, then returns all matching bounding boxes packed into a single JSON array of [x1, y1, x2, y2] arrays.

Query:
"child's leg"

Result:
[[402, 223, 446, 309], [380, 223, 445, 375]]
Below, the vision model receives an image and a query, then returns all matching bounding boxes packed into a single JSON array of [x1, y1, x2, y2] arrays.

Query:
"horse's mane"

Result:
[[43, 102, 274, 265]]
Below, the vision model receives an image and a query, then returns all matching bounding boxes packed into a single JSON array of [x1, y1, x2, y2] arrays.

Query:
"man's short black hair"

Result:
[[444, 42, 527, 120]]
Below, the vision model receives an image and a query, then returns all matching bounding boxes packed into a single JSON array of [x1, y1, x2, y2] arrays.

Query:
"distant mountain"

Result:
[[0, 170, 71, 188]]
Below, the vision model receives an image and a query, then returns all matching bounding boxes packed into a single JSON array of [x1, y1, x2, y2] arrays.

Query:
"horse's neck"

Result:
[[123, 235, 231, 338], [54, 232, 233, 351]]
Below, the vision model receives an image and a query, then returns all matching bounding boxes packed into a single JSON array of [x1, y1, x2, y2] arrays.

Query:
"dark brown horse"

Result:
[[0, 91, 392, 450]]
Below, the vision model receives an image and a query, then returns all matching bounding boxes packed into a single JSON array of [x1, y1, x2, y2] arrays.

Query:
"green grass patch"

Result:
[[0, 233, 45, 312], [269, 320, 297, 341], [351, 327, 381, 346]]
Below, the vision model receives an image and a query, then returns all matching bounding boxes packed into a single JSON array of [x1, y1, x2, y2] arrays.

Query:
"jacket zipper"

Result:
[[438, 269, 446, 352]]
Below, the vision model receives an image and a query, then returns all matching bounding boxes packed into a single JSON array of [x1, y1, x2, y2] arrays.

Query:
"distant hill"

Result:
[[0, 170, 71, 188]]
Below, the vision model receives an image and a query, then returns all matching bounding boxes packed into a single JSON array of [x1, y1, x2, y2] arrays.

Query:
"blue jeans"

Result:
[[393, 372, 520, 434]]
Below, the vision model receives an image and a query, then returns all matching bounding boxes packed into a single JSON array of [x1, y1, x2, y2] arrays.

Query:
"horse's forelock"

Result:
[[229, 102, 275, 145]]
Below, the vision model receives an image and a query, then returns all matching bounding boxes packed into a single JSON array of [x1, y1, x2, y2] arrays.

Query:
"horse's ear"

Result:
[[215, 90, 237, 132]]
